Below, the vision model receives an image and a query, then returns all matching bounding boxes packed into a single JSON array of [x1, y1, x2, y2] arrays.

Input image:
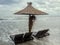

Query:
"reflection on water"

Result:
[[0, 16, 60, 45]]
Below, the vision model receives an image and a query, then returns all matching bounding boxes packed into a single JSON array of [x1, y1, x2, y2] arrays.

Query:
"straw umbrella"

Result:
[[14, 2, 48, 33]]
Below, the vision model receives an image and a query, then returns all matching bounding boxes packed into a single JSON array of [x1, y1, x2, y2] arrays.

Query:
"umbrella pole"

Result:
[[29, 14, 36, 33], [29, 15, 32, 33]]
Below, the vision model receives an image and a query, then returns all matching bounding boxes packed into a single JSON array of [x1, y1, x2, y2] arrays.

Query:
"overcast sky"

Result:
[[0, 0, 60, 17]]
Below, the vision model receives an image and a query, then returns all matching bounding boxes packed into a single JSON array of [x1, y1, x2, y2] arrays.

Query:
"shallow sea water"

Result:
[[0, 16, 60, 45]]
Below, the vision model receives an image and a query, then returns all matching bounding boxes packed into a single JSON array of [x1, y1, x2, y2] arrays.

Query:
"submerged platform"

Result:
[[10, 29, 49, 45]]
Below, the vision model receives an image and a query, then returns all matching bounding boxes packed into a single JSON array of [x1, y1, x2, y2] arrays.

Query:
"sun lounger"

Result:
[[33, 29, 49, 39]]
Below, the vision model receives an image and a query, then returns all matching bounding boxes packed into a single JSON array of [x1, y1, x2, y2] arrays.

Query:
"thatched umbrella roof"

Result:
[[14, 2, 47, 15]]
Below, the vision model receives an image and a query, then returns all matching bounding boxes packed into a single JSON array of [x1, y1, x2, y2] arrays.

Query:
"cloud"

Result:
[[33, 0, 60, 16], [0, 0, 22, 5], [0, 0, 60, 17]]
